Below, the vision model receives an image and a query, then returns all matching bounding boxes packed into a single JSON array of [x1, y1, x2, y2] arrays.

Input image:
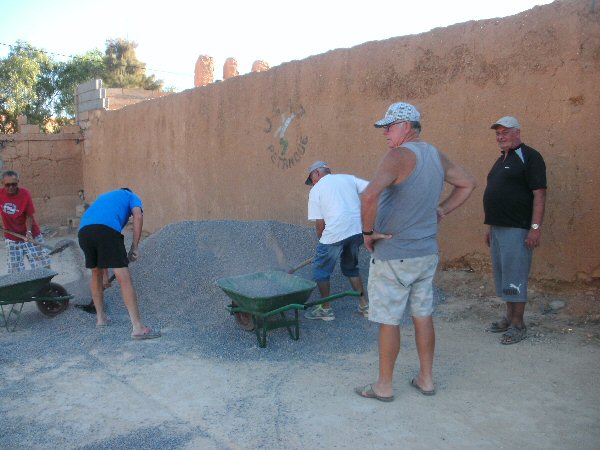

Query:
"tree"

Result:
[[0, 41, 55, 133], [102, 38, 163, 90], [54, 50, 105, 117]]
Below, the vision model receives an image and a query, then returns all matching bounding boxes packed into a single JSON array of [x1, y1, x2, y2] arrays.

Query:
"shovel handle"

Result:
[[0, 226, 54, 251], [287, 257, 313, 274]]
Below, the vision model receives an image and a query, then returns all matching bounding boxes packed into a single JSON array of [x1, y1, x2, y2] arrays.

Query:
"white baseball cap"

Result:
[[491, 116, 521, 129], [305, 161, 329, 186]]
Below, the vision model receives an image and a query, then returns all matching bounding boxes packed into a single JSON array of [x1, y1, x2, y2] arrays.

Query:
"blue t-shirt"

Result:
[[79, 189, 143, 233]]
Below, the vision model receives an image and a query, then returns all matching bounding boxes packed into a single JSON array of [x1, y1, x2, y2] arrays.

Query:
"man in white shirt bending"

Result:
[[304, 161, 369, 321]]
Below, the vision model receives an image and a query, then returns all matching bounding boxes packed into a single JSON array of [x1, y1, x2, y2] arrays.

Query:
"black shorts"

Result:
[[78, 225, 129, 269]]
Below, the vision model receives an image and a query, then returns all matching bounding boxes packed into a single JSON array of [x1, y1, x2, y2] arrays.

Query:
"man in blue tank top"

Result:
[[355, 102, 476, 402], [78, 188, 160, 340]]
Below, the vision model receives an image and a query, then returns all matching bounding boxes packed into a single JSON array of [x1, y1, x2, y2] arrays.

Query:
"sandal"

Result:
[[501, 326, 527, 345], [489, 317, 510, 333], [358, 303, 369, 318], [131, 326, 161, 340]]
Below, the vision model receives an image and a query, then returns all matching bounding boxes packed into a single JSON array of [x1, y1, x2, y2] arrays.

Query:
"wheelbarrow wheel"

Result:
[[35, 282, 69, 317], [232, 302, 255, 331]]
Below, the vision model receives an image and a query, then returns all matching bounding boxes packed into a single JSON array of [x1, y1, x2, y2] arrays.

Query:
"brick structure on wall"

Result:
[[0, 116, 83, 227], [78, 0, 600, 282]]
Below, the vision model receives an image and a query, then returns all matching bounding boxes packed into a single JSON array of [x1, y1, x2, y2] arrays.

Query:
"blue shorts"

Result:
[[312, 234, 363, 282], [490, 226, 532, 302]]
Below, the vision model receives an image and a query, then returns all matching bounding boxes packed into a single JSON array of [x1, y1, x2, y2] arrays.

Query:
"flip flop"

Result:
[[131, 326, 161, 340], [354, 384, 394, 402], [75, 303, 97, 314], [410, 378, 436, 396]]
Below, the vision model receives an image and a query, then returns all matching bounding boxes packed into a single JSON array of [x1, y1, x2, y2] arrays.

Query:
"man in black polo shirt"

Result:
[[483, 116, 547, 345]]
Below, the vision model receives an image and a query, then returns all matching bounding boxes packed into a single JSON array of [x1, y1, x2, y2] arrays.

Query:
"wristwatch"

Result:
[[531, 223, 540, 230]]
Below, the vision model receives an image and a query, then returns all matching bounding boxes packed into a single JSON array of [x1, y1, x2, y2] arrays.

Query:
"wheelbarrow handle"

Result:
[[303, 290, 361, 308]]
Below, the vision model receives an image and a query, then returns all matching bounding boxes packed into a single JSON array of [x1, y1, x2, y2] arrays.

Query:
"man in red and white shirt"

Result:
[[0, 170, 50, 273]]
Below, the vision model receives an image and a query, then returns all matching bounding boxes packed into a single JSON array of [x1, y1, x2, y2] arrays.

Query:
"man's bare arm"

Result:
[[129, 207, 143, 260], [526, 188, 546, 249], [437, 151, 477, 219], [315, 219, 325, 240], [361, 150, 408, 251]]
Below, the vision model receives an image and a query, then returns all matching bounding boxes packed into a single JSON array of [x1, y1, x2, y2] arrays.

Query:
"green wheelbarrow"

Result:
[[0, 268, 73, 331], [216, 270, 360, 348]]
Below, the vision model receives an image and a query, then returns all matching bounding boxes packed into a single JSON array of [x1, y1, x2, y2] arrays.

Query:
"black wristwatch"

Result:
[[362, 230, 374, 236]]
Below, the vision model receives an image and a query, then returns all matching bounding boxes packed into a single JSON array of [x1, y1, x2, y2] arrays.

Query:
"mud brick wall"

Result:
[[79, 0, 600, 282], [0, 123, 83, 226]]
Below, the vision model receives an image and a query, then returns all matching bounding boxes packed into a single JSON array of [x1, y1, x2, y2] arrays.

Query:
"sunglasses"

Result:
[[4, 183, 18, 188], [383, 121, 404, 132]]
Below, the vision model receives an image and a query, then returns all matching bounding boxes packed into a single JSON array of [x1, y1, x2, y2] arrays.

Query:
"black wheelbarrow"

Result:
[[216, 270, 359, 348], [0, 268, 73, 331]]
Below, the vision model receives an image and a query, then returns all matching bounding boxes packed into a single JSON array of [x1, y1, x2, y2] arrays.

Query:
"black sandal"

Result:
[[501, 326, 527, 345]]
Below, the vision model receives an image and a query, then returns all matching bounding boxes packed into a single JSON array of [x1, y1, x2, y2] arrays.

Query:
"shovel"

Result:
[[0, 227, 75, 255], [287, 257, 313, 274]]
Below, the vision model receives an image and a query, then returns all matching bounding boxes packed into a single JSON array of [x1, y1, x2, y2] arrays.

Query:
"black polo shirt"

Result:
[[483, 143, 547, 229]]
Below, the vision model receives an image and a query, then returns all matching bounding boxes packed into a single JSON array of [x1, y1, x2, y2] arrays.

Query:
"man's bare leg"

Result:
[[507, 302, 526, 328], [373, 324, 399, 398], [316, 280, 332, 309], [348, 276, 368, 309], [113, 267, 145, 335], [412, 315, 435, 392], [90, 268, 107, 326]]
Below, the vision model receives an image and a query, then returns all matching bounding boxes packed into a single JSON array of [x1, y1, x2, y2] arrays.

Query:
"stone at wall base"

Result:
[[67, 218, 80, 234]]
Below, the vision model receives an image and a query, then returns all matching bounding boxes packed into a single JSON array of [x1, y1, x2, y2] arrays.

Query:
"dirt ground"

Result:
[[1, 230, 599, 449]]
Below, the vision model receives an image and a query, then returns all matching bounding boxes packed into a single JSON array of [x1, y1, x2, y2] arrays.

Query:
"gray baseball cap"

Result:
[[374, 102, 421, 128], [491, 116, 521, 129], [305, 160, 328, 186]]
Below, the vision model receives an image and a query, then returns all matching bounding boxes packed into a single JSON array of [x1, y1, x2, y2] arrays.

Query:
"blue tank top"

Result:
[[79, 189, 143, 233], [373, 141, 444, 260]]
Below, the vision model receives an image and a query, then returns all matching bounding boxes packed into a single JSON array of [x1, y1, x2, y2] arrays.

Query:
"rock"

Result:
[[550, 300, 566, 310], [252, 60, 270, 72], [194, 55, 214, 87], [223, 57, 239, 80]]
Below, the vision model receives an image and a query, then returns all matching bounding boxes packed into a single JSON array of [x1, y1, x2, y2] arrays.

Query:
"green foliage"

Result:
[[0, 38, 164, 133], [102, 39, 163, 90], [0, 40, 55, 133], [55, 50, 105, 117]]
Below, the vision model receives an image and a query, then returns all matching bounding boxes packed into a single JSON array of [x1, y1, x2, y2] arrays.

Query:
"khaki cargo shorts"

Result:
[[368, 254, 439, 325]]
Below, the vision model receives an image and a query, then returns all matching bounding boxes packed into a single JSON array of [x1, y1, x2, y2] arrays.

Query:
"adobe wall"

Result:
[[0, 121, 83, 227], [80, 0, 600, 282]]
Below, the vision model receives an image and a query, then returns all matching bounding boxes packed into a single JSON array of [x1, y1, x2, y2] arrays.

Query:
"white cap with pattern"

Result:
[[374, 102, 421, 128]]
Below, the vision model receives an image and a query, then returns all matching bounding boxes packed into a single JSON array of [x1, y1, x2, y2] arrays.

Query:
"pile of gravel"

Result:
[[0, 220, 445, 362], [117, 220, 378, 360], [0, 267, 57, 288]]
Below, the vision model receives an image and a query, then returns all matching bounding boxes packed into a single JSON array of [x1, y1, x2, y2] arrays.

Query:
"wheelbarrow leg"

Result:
[[281, 310, 300, 341], [253, 315, 268, 348], [0, 302, 25, 332]]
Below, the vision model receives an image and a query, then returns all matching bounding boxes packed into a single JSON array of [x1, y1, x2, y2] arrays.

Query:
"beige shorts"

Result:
[[368, 254, 439, 325]]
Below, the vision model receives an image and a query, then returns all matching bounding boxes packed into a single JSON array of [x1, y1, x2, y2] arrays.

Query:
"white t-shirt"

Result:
[[308, 174, 369, 244]]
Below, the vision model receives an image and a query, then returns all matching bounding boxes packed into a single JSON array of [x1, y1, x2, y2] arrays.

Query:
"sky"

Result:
[[1, 0, 555, 92]]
